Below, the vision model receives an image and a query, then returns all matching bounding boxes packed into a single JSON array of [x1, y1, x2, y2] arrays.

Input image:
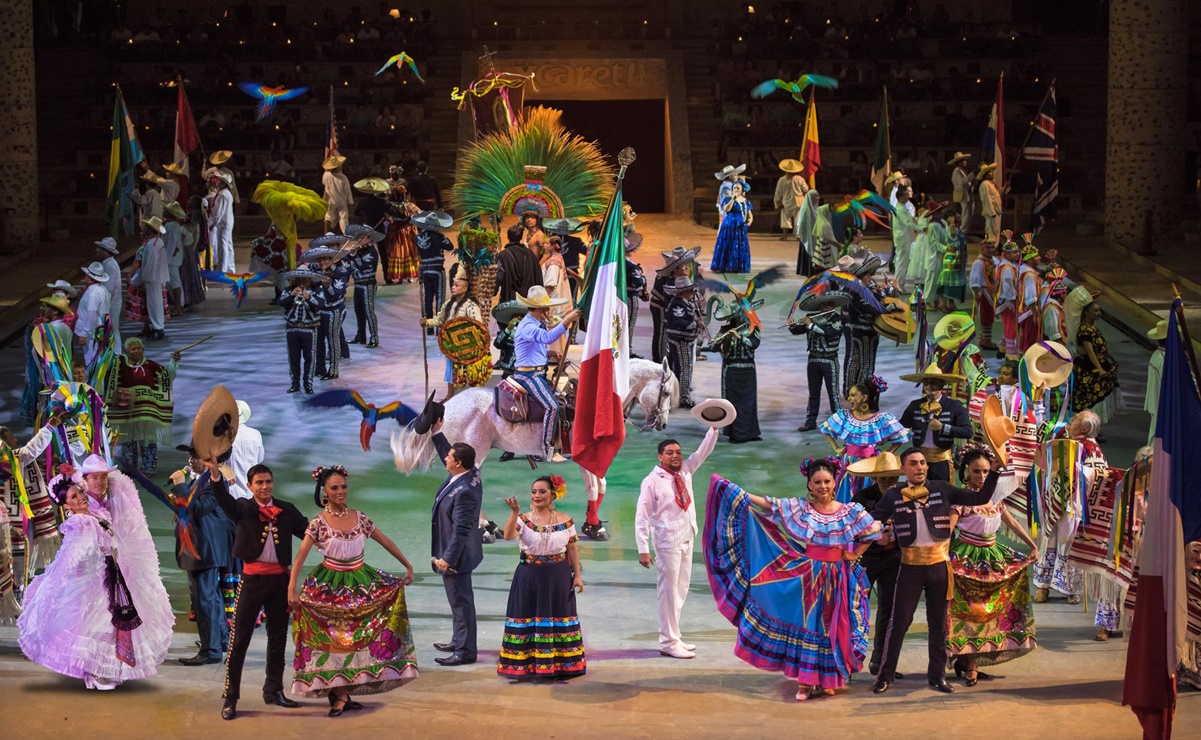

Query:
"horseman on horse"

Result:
[[511, 286, 581, 462]]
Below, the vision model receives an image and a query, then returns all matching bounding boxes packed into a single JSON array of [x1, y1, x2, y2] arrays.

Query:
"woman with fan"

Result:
[[820, 376, 911, 503]]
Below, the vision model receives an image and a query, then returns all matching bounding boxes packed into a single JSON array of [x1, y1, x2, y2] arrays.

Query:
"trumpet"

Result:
[[779, 308, 839, 329]]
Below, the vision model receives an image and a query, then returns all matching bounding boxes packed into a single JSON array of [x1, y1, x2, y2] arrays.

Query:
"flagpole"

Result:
[[1008, 79, 1056, 184], [1171, 285, 1201, 396]]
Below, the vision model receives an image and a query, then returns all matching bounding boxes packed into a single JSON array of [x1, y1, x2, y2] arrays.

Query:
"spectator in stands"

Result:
[[376, 106, 399, 133], [408, 162, 442, 212], [350, 104, 374, 141], [109, 21, 133, 44], [265, 153, 294, 181], [357, 21, 381, 42], [132, 25, 161, 44]]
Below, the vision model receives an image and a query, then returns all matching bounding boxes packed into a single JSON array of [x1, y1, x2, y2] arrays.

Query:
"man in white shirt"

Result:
[[137, 216, 171, 340], [228, 400, 265, 500], [75, 262, 112, 369], [206, 172, 236, 272], [322, 156, 354, 234], [94, 237, 124, 353], [891, 185, 917, 291], [635, 426, 718, 658]]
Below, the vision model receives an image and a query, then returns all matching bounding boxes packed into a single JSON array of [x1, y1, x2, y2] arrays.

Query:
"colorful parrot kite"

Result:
[[375, 52, 425, 83], [305, 390, 419, 451], [237, 83, 309, 122], [199, 271, 272, 308], [696, 264, 787, 332], [750, 74, 839, 103]]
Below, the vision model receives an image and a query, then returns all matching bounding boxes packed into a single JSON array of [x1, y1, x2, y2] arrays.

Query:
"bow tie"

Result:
[[901, 485, 930, 506], [921, 401, 942, 417], [258, 504, 282, 523]]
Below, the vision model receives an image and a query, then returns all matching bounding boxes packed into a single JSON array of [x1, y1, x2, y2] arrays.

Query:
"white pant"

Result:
[[893, 241, 914, 289], [210, 226, 235, 273], [327, 204, 349, 234], [144, 282, 165, 330], [653, 539, 694, 650]]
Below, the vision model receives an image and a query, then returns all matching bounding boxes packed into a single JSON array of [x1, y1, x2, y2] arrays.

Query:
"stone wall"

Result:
[[0, 0, 38, 249]]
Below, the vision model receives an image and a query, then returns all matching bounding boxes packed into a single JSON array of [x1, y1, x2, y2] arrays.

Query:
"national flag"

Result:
[[1123, 299, 1201, 739], [106, 87, 146, 239], [173, 79, 202, 176], [799, 88, 821, 189], [981, 74, 1006, 188], [870, 87, 891, 193], [1025, 83, 1058, 234], [324, 85, 340, 159], [571, 168, 630, 480]]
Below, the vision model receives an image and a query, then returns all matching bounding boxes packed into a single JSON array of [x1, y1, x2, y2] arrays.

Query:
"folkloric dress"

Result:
[[947, 498, 1038, 667], [291, 512, 419, 697], [935, 227, 969, 303], [820, 410, 911, 503], [711, 197, 752, 273], [1072, 324, 1119, 424], [384, 189, 419, 283], [497, 514, 586, 680], [106, 356, 177, 473], [704, 477, 881, 689]]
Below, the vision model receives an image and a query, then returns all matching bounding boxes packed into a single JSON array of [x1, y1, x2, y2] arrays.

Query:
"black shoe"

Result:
[[221, 700, 237, 720], [498, 452, 516, 462], [304, 385, 314, 394], [179, 653, 222, 666], [797, 423, 817, 432], [345, 699, 364, 710], [964, 674, 979, 687], [264, 691, 299, 708], [871, 680, 891, 694], [150, 330, 166, 341], [929, 679, 955, 694], [434, 654, 476, 666], [433, 642, 455, 653], [580, 522, 609, 541], [349, 337, 365, 344], [328, 697, 347, 717], [366, 341, 378, 348], [869, 662, 879, 676], [287, 385, 300, 393]]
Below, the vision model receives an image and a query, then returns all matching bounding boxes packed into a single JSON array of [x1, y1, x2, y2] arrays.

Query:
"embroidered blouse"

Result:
[[306, 511, 375, 562], [514, 514, 578, 557], [764, 499, 882, 548]]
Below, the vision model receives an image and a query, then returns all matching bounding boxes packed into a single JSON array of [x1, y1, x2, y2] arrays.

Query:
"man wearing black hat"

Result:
[[414, 212, 455, 334], [625, 242, 648, 358], [790, 296, 844, 432], [651, 247, 701, 364], [204, 458, 308, 720], [346, 225, 382, 349], [664, 276, 701, 408], [304, 237, 355, 380], [898, 367, 972, 482]]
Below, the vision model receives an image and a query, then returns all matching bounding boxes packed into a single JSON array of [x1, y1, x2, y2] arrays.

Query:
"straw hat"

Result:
[[193, 386, 240, 461], [691, 398, 737, 429], [980, 395, 1015, 468], [40, 295, 71, 314], [141, 216, 166, 234], [934, 312, 975, 350], [140, 171, 166, 185], [977, 162, 998, 177], [209, 150, 233, 165], [412, 211, 454, 231], [213, 171, 233, 186], [714, 164, 747, 180], [46, 279, 78, 297], [78, 454, 116, 476], [946, 151, 972, 165], [778, 159, 804, 174], [884, 171, 907, 187], [1022, 340, 1074, 388], [492, 300, 528, 326], [82, 262, 110, 282], [236, 400, 252, 425], [517, 285, 569, 309], [874, 296, 915, 344], [846, 451, 902, 478], [163, 162, 186, 176], [657, 246, 702, 276], [353, 177, 389, 195], [1148, 317, 1167, 341], [899, 362, 965, 385], [322, 155, 347, 170], [162, 200, 186, 219], [94, 236, 119, 255]]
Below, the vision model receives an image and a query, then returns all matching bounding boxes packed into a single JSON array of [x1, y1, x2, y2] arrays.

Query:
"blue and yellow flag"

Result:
[[106, 86, 146, 238]]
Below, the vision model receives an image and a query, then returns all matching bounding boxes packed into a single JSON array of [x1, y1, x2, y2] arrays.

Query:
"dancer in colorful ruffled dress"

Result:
[[18, 457, 174, 690], [946, 444, 1038, 687], [498, 475, 586, 680], [288, 466, 418, 716], [704, 458, 881, 701], [820, 376, 911, 503], [711, 182, 752, 274]]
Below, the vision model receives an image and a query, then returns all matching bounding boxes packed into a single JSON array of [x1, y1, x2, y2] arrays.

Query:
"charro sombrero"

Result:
[[322, 155, 347, 170], [193, 386, 239, 461], [1023, 340, 1074, 389], [934, 312, 975, 350], [140, 171, 166, 184], [658, 246, 702, 276], [899, 362, 965, 385], [662, 276, 697, 295], [353, 177, 389, 195], [278, 268, 330, 284], [795, 289, 850, 313], [412, 211, 454, 231], [544, 218, 585, 235], [300, 246, 349, 264], [846, 451, 902, 478], [517, 285, 569, 309], [691, 398, 737, 429], [624, 231, 644, 252], [874, 296, 915, 344], [714, 164, 747, 180], [491, 300, 528, 326], [346, 224, 385, 243]]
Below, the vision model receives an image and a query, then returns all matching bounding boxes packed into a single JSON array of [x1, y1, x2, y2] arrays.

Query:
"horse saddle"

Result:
[[495, 377, 547, 425]]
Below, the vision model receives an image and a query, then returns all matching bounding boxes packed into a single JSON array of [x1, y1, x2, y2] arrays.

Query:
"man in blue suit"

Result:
[[172, 445, 236, 666], [430, 419, 483, 666]]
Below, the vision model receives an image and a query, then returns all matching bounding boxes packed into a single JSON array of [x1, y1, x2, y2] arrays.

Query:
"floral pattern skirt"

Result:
[[291, 563, 418, 697], [947, 535, 1037, 667]]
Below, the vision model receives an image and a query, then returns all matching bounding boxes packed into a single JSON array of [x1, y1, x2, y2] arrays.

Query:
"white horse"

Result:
[[391, 358, 679, 540]]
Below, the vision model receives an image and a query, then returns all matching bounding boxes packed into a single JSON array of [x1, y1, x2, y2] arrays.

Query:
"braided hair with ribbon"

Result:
[[312, 465, 351, 507]]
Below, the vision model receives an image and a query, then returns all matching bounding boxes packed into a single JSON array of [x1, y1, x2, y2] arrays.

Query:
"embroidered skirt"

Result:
[[498, 558, 586, 679], [946, 534, 1037, 667]]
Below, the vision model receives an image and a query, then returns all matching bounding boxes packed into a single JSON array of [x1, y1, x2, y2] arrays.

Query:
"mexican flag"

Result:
[[571, 173, 629, 478]]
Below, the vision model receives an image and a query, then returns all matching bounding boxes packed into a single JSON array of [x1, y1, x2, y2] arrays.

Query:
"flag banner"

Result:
[[324, 85, 340, 159], [571, 168, 630, 478], [870, 87, 890, 193], [981, 75, 1005, 187], [174, 81, 202, 175], [800, 89, 821, 189], [1124, 299, 1201, 739], [1026, 84, 1058, 233], [106, 88, 145, 238]]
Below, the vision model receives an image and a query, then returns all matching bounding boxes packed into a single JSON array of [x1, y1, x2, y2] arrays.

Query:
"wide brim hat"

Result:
[[1147, 319, 1169, 341], [662, 276, 697, 295], [163, 162, 186, 176], [193, 386, 240, 461], [209, 150, 233, 165], [517, 285, 570, 308], [899, 362, 966, 385], [40, 295, 72, 314], [920, 200, 949, 218], [714, 164, 747, 180], [852, 254, 884, 278], [835, 255, 862, 272], [691, 398, 737, 429], [977, 162, 998, 177], [278, 268, 330, 284], [544, 217, 585, 235], [82, 262, 110, 282], [980, 394, 1015, 468], [934, 312, 975, 350], [846, 451, 903, 478], [47, 279, 78, 296], [140, 171, 166, 184], [78, 453, 117, 476], [236, 400, 252, 425], [884, 170, 906, 187], [346, 224, 385, 243], [714, 298, 764, 323], [796, 289, 851, 313], [778, 158, 804, 174], [141, 216, 166, 234], [947, 151, 972, 165], [94, 236, 119, 255], [492, 300, 528, 325], [162, 200, 186, 219], [874, 296, 915, 343], [213, 171, 234, 185], [413, 391, 445, 436], [657, 246, 702, 276], [412, 210, 454, 231], [624, 231, 644, 253], [308, 233, 354, 249], [300, 246, 349, 264], [1023, 340, 1074, 388], [322, 155, 347, 170], [353, 177, 389, 194]]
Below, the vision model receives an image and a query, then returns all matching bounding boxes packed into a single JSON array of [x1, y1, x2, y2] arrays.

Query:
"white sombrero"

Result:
[[691, 398, 737, 429], [517, 285, 569, 309]]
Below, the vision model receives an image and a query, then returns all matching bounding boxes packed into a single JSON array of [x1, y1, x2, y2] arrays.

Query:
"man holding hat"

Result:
[[899, 364, 973, 482], [136, 215, 170, 341], [206, 171, 236, 273], [346, 224, 383, 348], [414, 211, 455, 332], [847, 451, 904, 676], [977, 163, 1001, 243], [75, 262, 113, 371], [664, 276, 702, 409], [948, 152, 974, 233], [650, 246, 701, 364], [513, 286, 581, 460], [321, 155, 353, 234], [94, 236, 124, 351], [202, 151, 239, 205]]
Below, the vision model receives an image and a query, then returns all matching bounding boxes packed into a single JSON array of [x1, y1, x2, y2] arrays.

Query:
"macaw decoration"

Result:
[[750, 74, 839, 103], [237, 83, 309, 122], [305, 390, 419, 451], [127, 468, 202, 561], [375, 51, 425, 83], [696, 264, 786, 332], [199, 271, 271, 307], [787, 270, 886, 322], [830, 190, 895, 233]]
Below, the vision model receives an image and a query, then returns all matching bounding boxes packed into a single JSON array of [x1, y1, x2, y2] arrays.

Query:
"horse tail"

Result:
[[390, 422, 435, 475]]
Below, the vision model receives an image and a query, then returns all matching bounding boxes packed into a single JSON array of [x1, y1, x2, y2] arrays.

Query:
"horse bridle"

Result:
[[639, 367, 671, 431]]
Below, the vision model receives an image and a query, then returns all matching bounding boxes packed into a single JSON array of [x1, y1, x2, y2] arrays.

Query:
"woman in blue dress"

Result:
[[711, 182, 753, 274], [819, 375, 910, 503], [704, 457, 881, 701]]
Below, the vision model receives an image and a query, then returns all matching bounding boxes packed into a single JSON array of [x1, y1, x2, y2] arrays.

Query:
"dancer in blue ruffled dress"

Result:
[[712, 182, 753, 274]]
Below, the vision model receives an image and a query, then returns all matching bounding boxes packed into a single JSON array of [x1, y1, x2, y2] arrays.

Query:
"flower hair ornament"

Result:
[[549, 475, 568, 500], [312, 465, 350, 482], [953, 441, 994, 471], [868, 375, 889, 395], [47, 471, 84, 507], [801, 456, 844, 478]]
